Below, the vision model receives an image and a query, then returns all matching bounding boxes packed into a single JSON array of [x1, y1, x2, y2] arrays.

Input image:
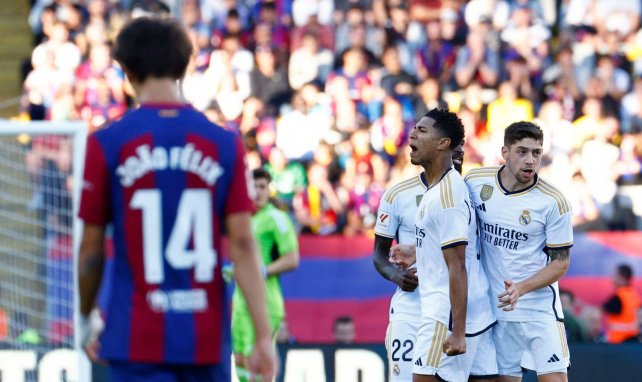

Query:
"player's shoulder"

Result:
[[534, 176, 571, 215], [265, 204, 294, 233], [437, 169, 466, 209], [382, 175, 424, 204], [464, 166, 500, 183]]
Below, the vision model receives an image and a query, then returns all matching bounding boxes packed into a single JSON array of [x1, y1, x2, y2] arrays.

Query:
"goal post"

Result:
[[0, 120, 88, 381]]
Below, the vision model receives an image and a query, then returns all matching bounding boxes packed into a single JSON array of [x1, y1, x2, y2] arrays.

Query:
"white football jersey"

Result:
[[415, 168, 495, 334], [375, 174, 427, 323], [465, 166, 573, 322]]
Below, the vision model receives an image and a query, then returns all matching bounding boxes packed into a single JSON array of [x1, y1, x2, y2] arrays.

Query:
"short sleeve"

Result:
[[437, 203, 469, 250], [78, 134, 111, 225], [436, 181, 469, 250], [224, 137, 253, 216], [545, 200, 573, 250], [374, 188, 400, 239], [270, 210, 299, 256]]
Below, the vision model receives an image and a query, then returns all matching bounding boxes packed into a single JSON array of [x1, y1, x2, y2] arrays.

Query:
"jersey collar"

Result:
[[496, 165, 539, 196], [427, 167, 454, 191]]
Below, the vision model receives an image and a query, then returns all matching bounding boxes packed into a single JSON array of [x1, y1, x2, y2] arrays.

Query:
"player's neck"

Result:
[[499, 166, 535, 192], [423, 155, 452, 188], [134, 78, 183, 104]]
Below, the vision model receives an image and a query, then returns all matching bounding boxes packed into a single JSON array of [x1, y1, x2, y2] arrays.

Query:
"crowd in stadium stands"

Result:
[[11, 0, 642, 347], [21, 0, 642, 236]]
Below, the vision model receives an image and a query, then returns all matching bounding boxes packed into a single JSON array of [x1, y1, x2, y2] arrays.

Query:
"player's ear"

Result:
[[438, 137, 451, 150], [501, 145, 509, 161]]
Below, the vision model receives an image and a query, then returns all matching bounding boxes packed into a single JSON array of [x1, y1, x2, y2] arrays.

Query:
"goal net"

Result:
[[0, 121, 87, 382]]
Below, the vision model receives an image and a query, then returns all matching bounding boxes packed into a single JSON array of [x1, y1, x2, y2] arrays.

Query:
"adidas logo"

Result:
[[414, 358, 423, 366], [547, 354, 560, 363], [477, 203, 486, 212]]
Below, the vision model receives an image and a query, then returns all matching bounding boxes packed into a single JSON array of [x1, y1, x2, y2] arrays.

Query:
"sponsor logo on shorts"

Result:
[[547, 354, 560, 363]]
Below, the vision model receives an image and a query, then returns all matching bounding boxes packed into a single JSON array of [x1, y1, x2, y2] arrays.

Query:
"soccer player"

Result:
[[391, 109, 496, 382], [465, 121, 573, 382], [77, 17, 274, 381], [232, 168, 299, 381], [373, 142, 465, 382]]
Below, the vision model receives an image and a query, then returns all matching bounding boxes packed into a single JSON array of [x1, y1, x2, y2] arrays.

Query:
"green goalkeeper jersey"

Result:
[[232, 202, 298, 318]]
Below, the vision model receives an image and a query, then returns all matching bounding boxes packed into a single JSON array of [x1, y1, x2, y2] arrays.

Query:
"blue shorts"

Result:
[[109, 361, 229, 382]]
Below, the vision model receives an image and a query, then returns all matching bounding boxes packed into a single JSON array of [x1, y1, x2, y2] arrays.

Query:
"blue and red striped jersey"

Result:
[[79, 103, 253, 364]]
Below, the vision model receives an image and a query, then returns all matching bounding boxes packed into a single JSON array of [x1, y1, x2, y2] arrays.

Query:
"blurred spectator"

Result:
[[464, 0, 510, 31], [276, 320, 296, 345], [594, 0, 640, 38], [209, 33, 253, 100], [293, 162, 345, 235], [416, 19, 457, 88], [379, 45, 416, 99], [250, 45, 292, 116], [291, 1, 334, 50], [288, 31, 333, 90], [332, 316, 355, 344], [595, 54, 630, 101], [20, 0, 642, 236], [414, 77, 448, 119], [579, 305, 607, 343], [454, 25, 500, 89], [500, 3, 550, 81], [344, 127, 388, 185], [568, 172, 606, 231], [265, 147, 307, 207], [560, 289, 589, 342], [621, 76, 642, 134], [335, 5, 381, 57], [486, 81, 534, 159], [603, 264, 642, 343], [580, 117, 620, 207], [276, 91, 326, 161], [371, 96, 411, 163]]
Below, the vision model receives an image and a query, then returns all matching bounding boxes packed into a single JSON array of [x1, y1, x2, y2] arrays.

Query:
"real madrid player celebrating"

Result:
[[391, 108, 496, 382], [465, 121, 573, 382], [373, 141, 465, 382]]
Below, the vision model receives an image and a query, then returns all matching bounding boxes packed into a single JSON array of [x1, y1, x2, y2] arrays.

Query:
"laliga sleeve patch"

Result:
[[376, 212, 390, 230]]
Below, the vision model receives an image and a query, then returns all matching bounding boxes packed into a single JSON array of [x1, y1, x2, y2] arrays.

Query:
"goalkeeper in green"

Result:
[[231, 168, 300, 381]]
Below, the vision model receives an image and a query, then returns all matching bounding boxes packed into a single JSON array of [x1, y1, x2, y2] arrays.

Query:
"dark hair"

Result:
[[112, 17, 193, 83], [503, 121, 544, 147], [423, 108, 464, 150], [252, 167, 272, 183], [333, 315, 353, 329], [617, 264, 633, 281]]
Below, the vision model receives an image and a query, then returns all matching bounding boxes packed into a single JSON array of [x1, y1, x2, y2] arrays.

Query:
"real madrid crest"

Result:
[[480, 184, 493, 201], [418, 205, 425, 220], [519, 209, 531, 226], [393, 363, 400, 376]]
